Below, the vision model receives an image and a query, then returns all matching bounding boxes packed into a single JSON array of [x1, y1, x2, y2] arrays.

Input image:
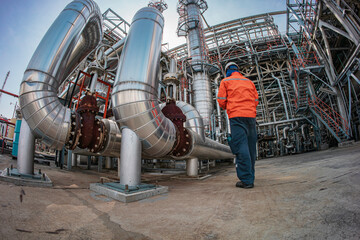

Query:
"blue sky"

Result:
[[0, 0, 286, 119]]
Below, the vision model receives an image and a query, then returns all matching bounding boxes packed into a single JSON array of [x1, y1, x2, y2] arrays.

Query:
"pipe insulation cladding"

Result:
[[112, 6, 233, 160], [19, 0, 103, 149], [112, 7, 177, 158]]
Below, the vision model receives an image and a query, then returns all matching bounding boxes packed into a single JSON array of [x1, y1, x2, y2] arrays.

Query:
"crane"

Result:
[[0, 71, 10, 100]]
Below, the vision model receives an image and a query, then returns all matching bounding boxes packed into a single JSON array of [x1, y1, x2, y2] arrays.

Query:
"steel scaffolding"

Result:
[[168, 0, 360, 157]]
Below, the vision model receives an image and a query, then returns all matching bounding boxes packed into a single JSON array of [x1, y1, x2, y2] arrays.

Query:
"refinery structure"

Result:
[[0, 0, 360, 238], [0, 0, 359, 199]]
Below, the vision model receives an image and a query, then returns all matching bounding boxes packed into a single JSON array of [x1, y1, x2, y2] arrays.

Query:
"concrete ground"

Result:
[[0, 144, 359, 240]]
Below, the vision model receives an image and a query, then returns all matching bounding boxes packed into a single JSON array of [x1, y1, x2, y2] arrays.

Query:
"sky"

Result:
[[0, 0, 286, 119]]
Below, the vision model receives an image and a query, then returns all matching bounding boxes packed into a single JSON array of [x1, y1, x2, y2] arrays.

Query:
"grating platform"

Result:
[[90, 182, 168, 203], [0, 168, 53, 187]]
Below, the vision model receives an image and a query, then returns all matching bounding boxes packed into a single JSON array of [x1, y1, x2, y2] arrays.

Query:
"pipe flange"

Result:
[[171, 128, 192, 157], [88, 119, 106, 153], [67, 113, 81, 150]]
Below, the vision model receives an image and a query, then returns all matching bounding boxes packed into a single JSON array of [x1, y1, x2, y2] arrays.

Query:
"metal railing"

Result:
[[308, 96, 350, 138]]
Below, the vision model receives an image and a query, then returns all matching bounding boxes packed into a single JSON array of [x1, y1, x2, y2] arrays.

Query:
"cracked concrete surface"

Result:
[[0, 143, 359, 240]]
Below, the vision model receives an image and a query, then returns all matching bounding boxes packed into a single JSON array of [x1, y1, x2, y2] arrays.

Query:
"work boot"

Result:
[[235, 181, 254, 189]]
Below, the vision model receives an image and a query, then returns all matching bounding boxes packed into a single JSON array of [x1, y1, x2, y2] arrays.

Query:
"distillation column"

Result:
[[177, 0, 213, 133]]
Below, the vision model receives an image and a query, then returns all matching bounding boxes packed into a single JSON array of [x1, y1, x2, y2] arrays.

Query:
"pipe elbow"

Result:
[[19, 0, 102, 150]]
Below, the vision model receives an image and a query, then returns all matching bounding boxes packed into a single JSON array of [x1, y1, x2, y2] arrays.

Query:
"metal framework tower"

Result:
[[169, 0, 360, 157]]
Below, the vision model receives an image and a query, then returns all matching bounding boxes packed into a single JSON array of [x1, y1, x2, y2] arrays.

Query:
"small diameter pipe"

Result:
[[89, 72, 98, 92]]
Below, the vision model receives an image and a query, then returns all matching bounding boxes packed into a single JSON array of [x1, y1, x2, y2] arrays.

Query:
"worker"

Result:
[[217, 62, 259, 189]]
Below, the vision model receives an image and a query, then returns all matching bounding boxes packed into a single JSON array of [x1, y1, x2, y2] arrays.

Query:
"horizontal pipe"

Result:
[[19, 0, 102, 149], [258, 118, 307, 127], [173, 128, 234, 160], [72, 118, 121, 157]]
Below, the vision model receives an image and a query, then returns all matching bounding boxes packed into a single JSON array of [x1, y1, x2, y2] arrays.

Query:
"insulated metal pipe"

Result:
[[72, 118, 122, 157], [105, 157, 112, 169], [19, 0, 102, 149], [119, 128, 142, 186], [187, 157, 199, 176], [89, 72, 98, 92], [17, 120, 35, 174], [187, 129, 233, 159], [58, 38, 126, 101], [192, 72, 213, 130], [214, 74, 223, 135], [72, 153, 78, 167], [176, 101, 205, 141], [177, 0, 213, 131], [112, 7, 177, 157]]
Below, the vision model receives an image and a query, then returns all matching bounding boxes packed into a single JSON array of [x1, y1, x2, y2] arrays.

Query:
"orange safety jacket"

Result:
[[217, 72, 259, 118]]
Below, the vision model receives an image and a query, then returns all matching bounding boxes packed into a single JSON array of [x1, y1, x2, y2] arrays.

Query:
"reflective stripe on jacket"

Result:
[[217, 72, 259, 118]]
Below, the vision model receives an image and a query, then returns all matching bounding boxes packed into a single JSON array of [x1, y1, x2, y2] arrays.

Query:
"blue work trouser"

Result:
[[229, 117, 257, 185]]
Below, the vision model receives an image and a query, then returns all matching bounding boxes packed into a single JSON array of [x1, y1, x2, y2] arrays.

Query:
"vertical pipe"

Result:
[[105, 157, 112, 169], [98, 156, 103, 172], [17, 120, 35, 175], [60, 148, 65, 169], [187, 157, 199, 177], [274, 75, 289, 120], [67, 150, 72, 170], [89, 72, 98, 92], [87, 156, 91, 170], [214, 74, 223, 132], [119, 128, 142, 186], [72, 153, 78, 167]]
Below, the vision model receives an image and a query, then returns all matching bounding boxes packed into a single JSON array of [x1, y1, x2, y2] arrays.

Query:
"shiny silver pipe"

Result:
[[19, 0, 102, 149], [184, 1, 207, 66], [301, 124, 308, 140], [214, 74, 223, 137], [17, 120, 35, 174], [258, 117, 307, 127], [58, 38, 126, 101], [192, 72, 213, 130], [89, 71, 98, 92], [105, 157, 112, 169], [72, 153, 78, 167], [175, 101, 205, 141], [283, 126, 290, 140], [112, 7, 177, 157], [169, 57, 177, 73], [170, 128, 233, 160], [120, 128, 142, 186], [187, 129, 233, 159], [272, 74, 289, 120], [178, 0, 213, 130], [162, 101, 232, 159], [186, 158, 199, 176]]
